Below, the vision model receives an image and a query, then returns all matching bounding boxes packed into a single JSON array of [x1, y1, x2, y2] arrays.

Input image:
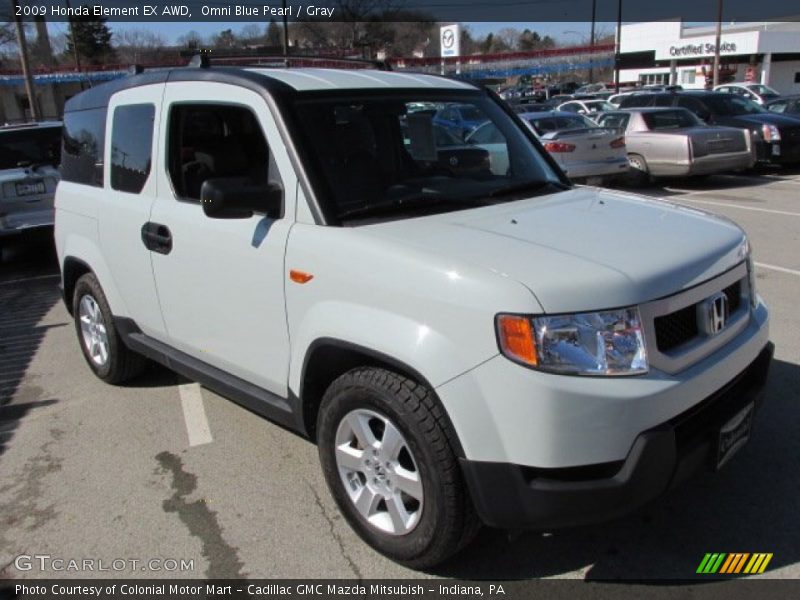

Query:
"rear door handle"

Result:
[[141, 222, 173, 254]]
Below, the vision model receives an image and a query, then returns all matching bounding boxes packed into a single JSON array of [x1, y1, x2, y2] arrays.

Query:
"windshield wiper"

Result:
[[488, 179, 570, 199], [338, 192, 493, 221]]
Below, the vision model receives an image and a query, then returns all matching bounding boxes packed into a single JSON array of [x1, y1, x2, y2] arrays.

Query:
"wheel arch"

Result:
[[61, 256, 93, 315], [298, 337, 465, 458]]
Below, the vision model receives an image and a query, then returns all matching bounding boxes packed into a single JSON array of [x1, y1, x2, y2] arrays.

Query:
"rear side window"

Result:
[[62, 108, 106, 187], [642, 109, 699, 130], [619, 94, 653, 108], [597, 113, 630, 130], [0, 126, 61, 170], [111, 104, 155, 194]]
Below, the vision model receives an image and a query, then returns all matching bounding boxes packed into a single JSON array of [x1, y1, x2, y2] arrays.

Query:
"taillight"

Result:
[[543, 141, 576, 153], [610, 137, 625, 148]]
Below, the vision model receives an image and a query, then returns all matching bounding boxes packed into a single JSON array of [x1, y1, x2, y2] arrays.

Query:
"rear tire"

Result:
[[72, 273, 146, 384], [317, 367, 479, 569], [625, 153, 650, 187]]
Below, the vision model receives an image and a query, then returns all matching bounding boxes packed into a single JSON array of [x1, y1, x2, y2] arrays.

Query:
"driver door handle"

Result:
[[141, 222, 173, 254]]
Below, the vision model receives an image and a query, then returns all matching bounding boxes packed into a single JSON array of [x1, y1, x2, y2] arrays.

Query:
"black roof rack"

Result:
[[184, 50, 392, 71]]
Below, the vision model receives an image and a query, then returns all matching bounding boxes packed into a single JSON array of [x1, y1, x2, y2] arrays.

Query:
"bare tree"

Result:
[[212, 29, 237, 49], [496, 27, 521, 51], [238, 24, 264, 46], [114, 29, 167, 63], [177, 30, 205, 50]]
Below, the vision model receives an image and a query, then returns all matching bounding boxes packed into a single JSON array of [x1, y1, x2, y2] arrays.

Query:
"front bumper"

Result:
[[687, 151, 755, 175], [562, 157, 629, 181], [0, 208, 55, 238], [755, 139, 800, 164], [460, 342, 773, 529]]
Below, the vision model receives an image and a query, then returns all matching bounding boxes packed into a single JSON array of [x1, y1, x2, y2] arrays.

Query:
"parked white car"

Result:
[[557, 99, 615, 116], [518, 111, 629, 183], [55, 62, 773, 568], [713, 83, 781, 106]]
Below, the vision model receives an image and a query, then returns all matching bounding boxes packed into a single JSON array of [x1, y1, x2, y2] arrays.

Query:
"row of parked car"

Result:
[[2, 82, 800, 255], [500, 84, 800, 185]]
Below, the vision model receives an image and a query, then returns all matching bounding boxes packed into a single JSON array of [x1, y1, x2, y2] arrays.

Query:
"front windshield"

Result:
[[291, 93, 564, 224], [0, 126, 61, 170], [704, 95, 766, 116]]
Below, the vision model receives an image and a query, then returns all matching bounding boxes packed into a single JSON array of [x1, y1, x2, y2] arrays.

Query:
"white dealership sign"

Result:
[[440, 24, 461, 58]]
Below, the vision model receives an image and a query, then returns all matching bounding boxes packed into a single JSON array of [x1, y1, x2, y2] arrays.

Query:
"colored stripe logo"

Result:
[[697, 553, 773, 574]]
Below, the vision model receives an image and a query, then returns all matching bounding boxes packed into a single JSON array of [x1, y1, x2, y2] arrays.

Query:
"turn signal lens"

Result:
[[610, 137, 626, 148], [289, 270, 314, 284], [496, 315, 538, 366], [543, 141, 576, 153]]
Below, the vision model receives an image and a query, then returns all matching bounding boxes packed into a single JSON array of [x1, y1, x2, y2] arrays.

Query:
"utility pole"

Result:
[[712, 0, 723, 87], [64, 0, 86, 90], [281, 0, 289, 64], [11, 0, 40, 121], [589, 0, 596, 83], [614, 0, 622, 90]]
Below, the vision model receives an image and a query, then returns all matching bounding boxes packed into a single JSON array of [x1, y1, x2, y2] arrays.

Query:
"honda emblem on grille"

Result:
[[700, 292, 730, 335]]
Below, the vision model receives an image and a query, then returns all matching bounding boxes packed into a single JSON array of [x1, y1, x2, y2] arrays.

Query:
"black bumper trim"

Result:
[[460, 342, 774, 530]]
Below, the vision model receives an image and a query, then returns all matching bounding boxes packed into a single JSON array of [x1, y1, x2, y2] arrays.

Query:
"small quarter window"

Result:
[[62, 108, 106, 187], [111, 104, 155, 194]]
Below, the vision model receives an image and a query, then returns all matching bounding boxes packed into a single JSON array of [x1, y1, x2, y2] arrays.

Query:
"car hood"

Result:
[[363, 187, 747, 313]]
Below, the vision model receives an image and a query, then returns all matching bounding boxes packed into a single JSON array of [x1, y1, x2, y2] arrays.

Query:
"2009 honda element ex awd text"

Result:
[[55, 59, 772, 568]]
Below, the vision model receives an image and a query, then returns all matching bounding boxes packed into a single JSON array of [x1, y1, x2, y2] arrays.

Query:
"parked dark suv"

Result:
[[618, 91, 800, 164]]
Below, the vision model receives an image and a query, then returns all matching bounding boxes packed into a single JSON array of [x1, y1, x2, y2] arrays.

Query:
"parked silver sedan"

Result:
[[518, 111, 629, 183], [0, 121, 62, 258], [595, 108, 754, 185]]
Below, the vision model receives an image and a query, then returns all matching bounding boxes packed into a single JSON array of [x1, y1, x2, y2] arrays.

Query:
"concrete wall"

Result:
[[769, 61, 800, 95]]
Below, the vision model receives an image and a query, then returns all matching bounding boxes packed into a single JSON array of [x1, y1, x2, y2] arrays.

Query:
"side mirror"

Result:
[[201, 177, 282, 220]]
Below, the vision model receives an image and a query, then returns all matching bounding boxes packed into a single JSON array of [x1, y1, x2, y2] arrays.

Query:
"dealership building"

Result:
[[618, 20, 800, 93]]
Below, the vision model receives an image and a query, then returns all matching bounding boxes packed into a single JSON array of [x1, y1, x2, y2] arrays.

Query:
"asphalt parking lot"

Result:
[[1, 168, 799, 581]]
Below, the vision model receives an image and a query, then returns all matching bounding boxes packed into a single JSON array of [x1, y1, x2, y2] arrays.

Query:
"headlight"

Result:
[[762, 123, 781, 142], [496, 308, 648, 376]]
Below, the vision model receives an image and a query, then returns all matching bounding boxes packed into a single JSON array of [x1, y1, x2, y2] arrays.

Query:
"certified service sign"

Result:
[[440, 24, 461, 58]]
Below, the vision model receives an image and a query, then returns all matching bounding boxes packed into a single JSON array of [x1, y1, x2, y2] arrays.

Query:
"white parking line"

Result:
[[675, 197, 800, 217], [755, 262, 800, 277], [179, 382, 213, 447]]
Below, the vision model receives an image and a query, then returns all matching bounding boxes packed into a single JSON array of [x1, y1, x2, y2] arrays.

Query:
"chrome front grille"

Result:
[[654, 279, 743, 353], [640, 263, 751, 374]]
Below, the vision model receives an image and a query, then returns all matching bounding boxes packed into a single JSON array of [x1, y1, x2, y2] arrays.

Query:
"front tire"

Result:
[[317, 367, 479, 569], [72, 273, 146, 384]]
